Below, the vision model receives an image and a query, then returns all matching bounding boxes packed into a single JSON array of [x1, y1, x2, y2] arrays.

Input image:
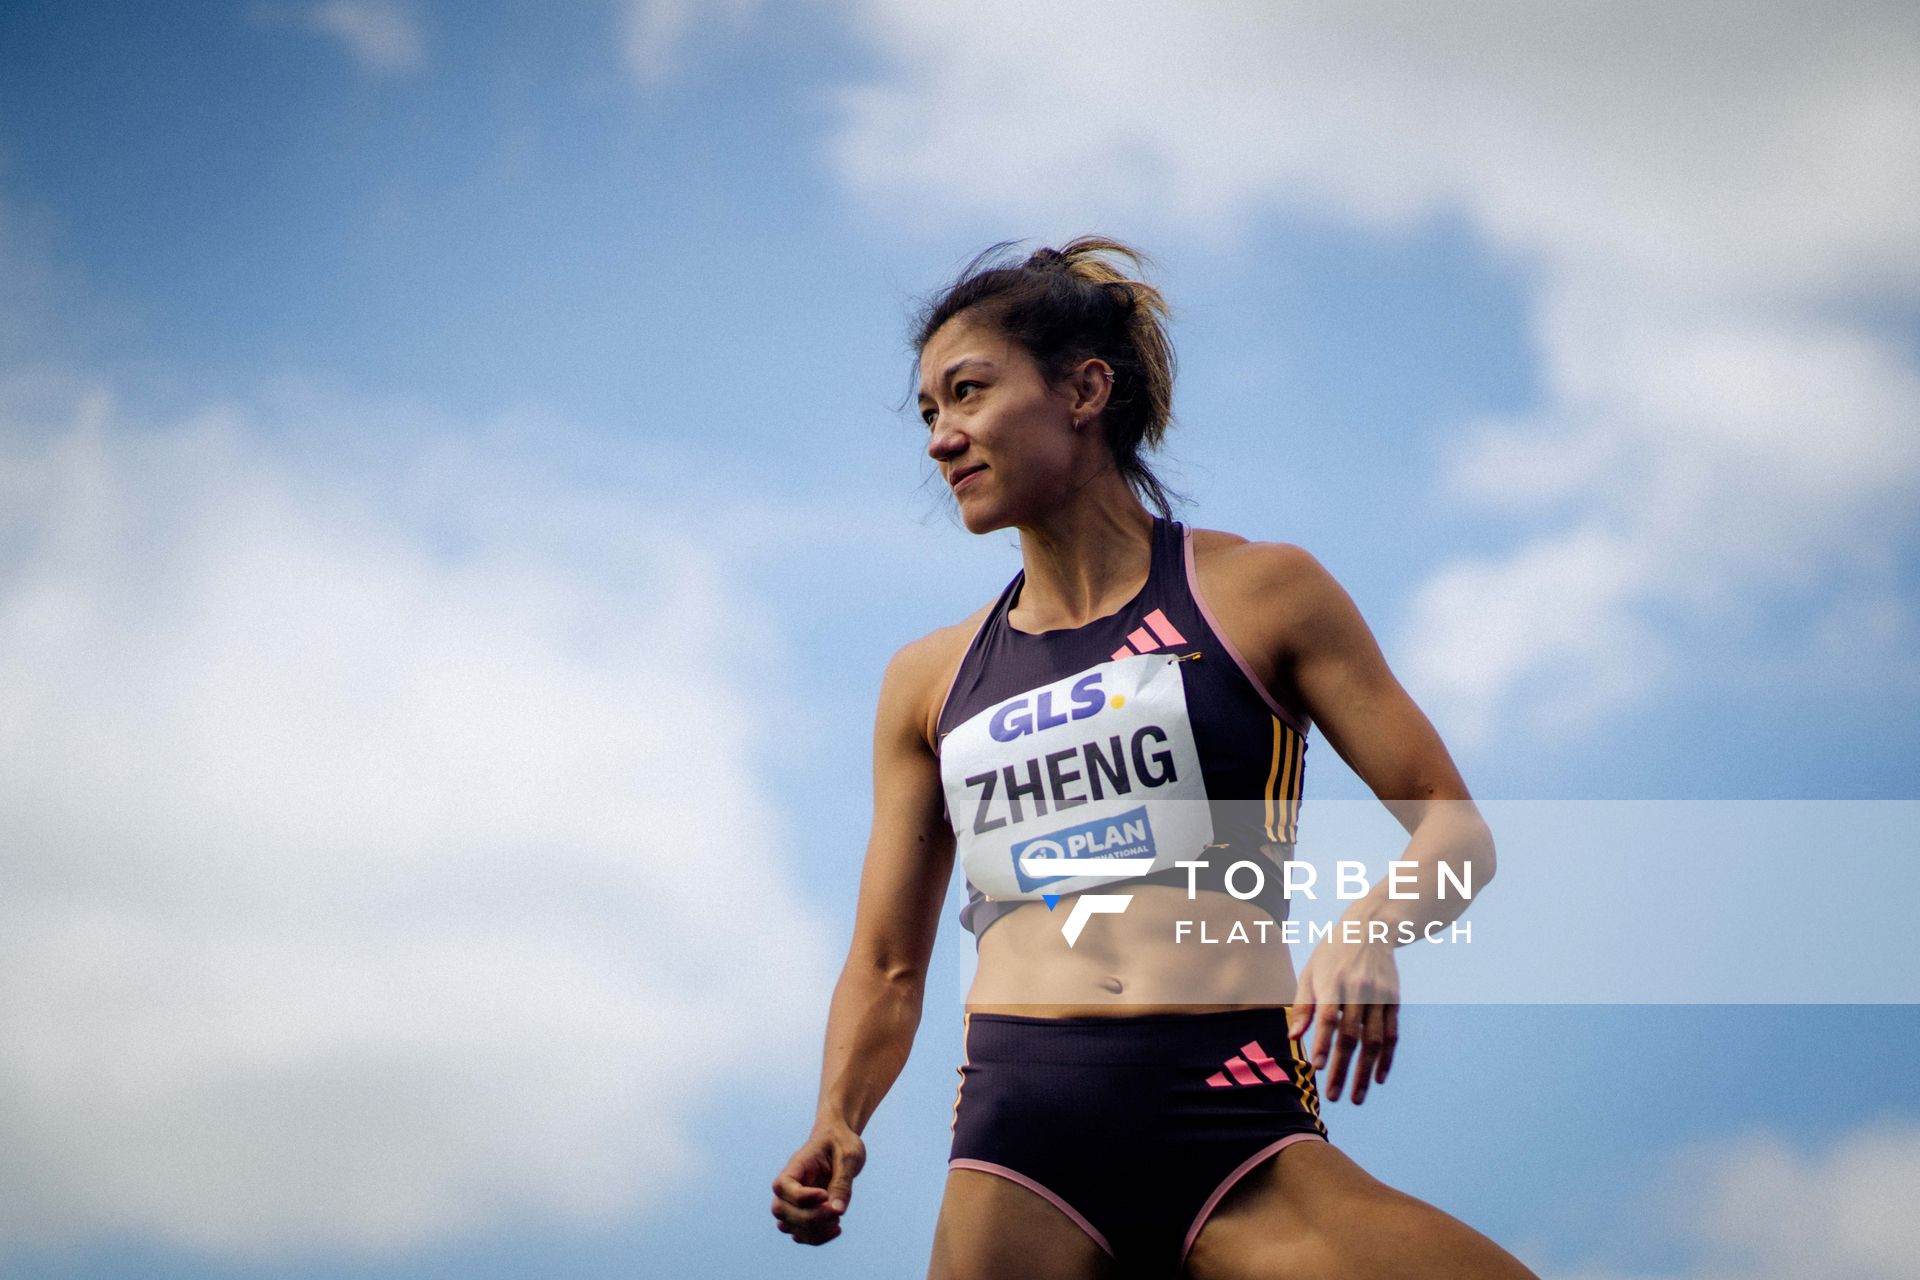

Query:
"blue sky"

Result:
[[1, 3, 1916, 1277]]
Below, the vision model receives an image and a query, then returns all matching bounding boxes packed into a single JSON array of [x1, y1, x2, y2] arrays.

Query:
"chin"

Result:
[[957, 495, 1017, 536], [958, 510, 1001, 536]]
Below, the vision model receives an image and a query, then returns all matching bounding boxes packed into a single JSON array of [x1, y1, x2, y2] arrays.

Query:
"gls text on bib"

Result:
[[941, 652, 1217, 901]]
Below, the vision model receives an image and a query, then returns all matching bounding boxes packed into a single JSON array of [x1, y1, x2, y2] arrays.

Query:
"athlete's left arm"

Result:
[[1237, 542, 1496, 1101]]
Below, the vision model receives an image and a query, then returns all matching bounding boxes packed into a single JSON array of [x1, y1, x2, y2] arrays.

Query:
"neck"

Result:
[[1011, 485, 1156, 631]]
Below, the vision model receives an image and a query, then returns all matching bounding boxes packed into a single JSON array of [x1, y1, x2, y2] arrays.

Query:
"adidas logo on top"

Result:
[[1110, 608, 1186, 661]]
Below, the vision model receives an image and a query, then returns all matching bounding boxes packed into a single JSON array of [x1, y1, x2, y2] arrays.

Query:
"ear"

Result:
[[1067, 357, 1114, 427]]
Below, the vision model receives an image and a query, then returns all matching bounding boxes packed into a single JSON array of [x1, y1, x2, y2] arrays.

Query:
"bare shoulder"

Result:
[[1186, 526, 1339, 613], [884, 599, 998, 751], [1184, 527, 1358, 730]]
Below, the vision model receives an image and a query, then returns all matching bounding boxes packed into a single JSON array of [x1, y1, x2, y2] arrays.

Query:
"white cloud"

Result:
[[0, 380, 835, 1255], [619, 0, 761, 84], [821, 0, 1920, 746], [302, 1, 424, 74], [828, 1, 1918, 293], [1415, 295, 1920, 747], [1540, 1121, 1920, 1280], [1401, 527, 1667, 746]]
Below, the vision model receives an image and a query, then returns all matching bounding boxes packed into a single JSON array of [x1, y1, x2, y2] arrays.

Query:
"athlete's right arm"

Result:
[[771, 631, 959, 1245]]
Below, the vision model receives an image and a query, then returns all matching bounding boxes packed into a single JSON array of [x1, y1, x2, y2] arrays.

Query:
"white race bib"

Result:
[[941, 652, 1216, 900]]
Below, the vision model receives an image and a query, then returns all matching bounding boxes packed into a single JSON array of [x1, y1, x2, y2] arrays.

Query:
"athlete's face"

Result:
[[919, 313, 1086, 533]]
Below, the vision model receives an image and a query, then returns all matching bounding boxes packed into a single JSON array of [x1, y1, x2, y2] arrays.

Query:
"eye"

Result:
[[954, 380, 980, 399]]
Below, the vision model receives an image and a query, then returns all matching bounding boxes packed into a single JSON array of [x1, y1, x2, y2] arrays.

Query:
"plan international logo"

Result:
[[1011, 806, 1155, 946]]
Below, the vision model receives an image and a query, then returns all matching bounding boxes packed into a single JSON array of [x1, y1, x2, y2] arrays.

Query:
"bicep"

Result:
[[1281, 551, 1471, 820], [843, 644, 956, 982]]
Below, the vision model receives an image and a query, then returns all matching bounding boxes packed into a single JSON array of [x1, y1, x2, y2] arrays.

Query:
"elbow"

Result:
[[874, 959, 927, 992], [1420, 802, 1496, 895], [847, 945, 929, 995], [1471, 814, 1497, 889]]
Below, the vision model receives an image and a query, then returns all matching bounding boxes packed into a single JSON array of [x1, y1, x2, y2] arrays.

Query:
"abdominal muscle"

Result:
[[965, 884, 1300, 1016]]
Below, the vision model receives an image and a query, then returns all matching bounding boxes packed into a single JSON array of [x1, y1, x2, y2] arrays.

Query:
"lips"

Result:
[[951, 463, 987, 491]]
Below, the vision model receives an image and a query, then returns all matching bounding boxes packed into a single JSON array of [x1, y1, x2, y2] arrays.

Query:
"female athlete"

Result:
[[772, 238, 1539, 1279]]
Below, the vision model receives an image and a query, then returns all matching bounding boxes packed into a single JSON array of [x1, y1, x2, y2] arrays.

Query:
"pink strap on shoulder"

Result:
[[1181, 524, 1311, 737]]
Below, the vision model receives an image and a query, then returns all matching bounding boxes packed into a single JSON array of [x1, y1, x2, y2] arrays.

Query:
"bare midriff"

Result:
[[965, 884, 1300, 1017]]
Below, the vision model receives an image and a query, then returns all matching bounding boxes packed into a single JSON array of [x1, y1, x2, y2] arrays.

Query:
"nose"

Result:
[[927, 422, 968, 465]]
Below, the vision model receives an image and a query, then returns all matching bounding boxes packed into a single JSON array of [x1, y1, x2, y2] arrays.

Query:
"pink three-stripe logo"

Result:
[[1207, 1039, 1290, 1088], [1111, 608, 1187, 661]]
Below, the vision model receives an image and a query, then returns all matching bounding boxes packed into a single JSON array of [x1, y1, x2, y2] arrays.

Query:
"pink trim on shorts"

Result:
[[948, 1158, 1116, 1258], [1179, 1132, 1328, 1264], [1181, 525, 1310, 736]]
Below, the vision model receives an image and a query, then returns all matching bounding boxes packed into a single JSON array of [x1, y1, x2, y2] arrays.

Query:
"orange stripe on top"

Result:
[[1289, 730, 1306, 842], [1263, 717, 1283, 841], [1126, 626, 1158, 653], [1277, 724, 1300, 844]]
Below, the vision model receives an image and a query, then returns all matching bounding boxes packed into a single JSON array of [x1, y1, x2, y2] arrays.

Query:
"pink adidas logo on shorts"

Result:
[[1206, 1039, 1291, 1088]]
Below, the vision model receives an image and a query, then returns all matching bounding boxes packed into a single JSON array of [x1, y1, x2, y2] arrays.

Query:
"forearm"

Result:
[[1345, 802, 1495, 942], [814, 963, 925, 1133]]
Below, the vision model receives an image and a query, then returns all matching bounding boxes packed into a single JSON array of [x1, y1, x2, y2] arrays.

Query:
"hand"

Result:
[[771, 1119, 866, 1245], [1286, 933, 1399, 1105]]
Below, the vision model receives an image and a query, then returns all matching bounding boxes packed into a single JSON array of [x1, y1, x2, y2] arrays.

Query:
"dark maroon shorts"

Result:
[[948, 1006, 1330, 1277]]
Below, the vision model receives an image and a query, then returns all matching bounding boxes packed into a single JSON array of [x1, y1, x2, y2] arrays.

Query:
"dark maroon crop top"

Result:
[[934, 514, 1309, 941]]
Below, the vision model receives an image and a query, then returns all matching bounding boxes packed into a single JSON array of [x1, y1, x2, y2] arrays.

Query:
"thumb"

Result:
[[826, 1142, 864, 1214], [1288, 975, 1316, 1041]]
